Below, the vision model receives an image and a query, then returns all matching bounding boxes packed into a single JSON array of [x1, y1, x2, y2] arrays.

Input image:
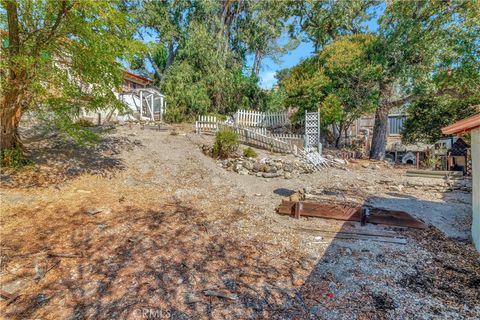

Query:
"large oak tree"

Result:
[[0, 0, 136, 151]]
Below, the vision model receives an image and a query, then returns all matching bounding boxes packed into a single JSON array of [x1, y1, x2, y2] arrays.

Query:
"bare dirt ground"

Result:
[[1, 124, 479, 319]]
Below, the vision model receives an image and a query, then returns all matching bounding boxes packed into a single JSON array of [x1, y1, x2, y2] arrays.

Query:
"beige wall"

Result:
[[472, 127, 480, 251]]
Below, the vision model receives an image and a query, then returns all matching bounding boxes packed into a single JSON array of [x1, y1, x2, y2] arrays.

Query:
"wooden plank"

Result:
[[406, 170, 463, 177], [278, 201, 427, 229]]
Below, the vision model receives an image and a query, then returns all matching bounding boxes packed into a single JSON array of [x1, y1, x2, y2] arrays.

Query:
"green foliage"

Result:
[[213, 128, 239, 159], [243, 147, 258, 158], [130, 0, 294, 120], [402, 97, 479, 144], [279, 34, 379, 144], [280, 56, 329, 117], [263, 87, 287, 112], [424, 154, 441, 170], [1, 148, 33, 169], [0, 0, 139, 147], [321, 94, 344, 126], [75, 118, 95, 128], [294, 0, 377, 49]]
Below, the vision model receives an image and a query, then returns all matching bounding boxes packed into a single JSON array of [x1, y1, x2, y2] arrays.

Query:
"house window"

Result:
[[388, 116, 406, 135]]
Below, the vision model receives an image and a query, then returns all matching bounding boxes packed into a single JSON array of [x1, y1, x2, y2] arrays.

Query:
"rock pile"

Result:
[[218, 157, 314, 179], [200, 144, 347, 179]]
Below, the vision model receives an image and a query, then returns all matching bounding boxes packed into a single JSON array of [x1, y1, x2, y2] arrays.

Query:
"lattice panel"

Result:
[[466, 148, 472, 176], [305, 111, 320, 149]]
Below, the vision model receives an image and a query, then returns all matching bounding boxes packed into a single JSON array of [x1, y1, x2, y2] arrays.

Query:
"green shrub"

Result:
[[1, 148, 33, 169], [75, 118, 95, 127], [212, 128, 239, 159], [243, 147, 257, 158]]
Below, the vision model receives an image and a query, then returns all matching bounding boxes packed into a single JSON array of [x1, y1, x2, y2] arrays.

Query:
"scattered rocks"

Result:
[[217, 156, 312, 179]]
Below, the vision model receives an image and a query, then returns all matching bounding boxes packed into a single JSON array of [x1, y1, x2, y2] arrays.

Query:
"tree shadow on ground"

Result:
[[0, 132, 141, 188], [1, 195, 479, 319], [288, 193, 479, 319]]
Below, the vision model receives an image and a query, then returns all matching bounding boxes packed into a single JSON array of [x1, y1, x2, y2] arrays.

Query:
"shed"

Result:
[[442, 113, 480, 251], [447, 138, 470, 173]]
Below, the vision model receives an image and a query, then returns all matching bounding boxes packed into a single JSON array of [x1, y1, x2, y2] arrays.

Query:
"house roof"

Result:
[[441, 113, 480, 135], [124, 71, 152, 85]]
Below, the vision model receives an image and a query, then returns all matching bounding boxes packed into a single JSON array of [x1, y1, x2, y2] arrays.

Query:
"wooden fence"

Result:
[[234, 110, 289, 128]]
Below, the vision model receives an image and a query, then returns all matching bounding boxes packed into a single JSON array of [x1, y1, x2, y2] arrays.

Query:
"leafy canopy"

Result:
[[0, 0, 139, 144]]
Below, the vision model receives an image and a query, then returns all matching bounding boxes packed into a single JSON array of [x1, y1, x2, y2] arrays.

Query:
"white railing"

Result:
[[195, 113, 298, 154], [220, 124, 293, 153]]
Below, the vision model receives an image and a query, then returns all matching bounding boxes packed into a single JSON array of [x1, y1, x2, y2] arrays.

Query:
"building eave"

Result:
[[441, 113, 480, 135], [124, 71, 152, 85]]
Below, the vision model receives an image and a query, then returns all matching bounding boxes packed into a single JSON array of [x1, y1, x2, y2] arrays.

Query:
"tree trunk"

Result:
[[334, 122, 344, 148], [1, 0, 23, 151], [1, 92, 23, 151], [369, 104, 389, 160], [252, 50, 262, 77]]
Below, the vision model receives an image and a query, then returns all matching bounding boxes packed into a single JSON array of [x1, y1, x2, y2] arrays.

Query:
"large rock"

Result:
[[283, 163, 294, 172], [243, 160, 254, 170], [234, 163, 243, 173], [252, 162, 262, 173], [238, 168, 249, 175], [260, 164, 270, 173], [267, 166, 277, 173], [262, 172, 282, 178]]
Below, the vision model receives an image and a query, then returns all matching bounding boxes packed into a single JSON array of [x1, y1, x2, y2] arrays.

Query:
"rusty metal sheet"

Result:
[[278, 201, 427, 229]]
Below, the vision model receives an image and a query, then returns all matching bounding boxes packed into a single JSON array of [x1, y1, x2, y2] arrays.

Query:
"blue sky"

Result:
[[254, 41, 315, 89], [254, 4, 383, 89], [135, 5, 384, 89]]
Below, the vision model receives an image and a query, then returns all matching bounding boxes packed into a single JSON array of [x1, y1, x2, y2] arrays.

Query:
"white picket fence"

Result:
[[195, 113, 300, 154], [220, 124, 293, 153], [195, 115, 218, 134], [271, 133, 304, 142], [234, 110, 289, 128]]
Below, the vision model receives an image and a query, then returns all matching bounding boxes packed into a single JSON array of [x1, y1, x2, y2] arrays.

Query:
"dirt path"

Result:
[[1, 125, 478, 319]]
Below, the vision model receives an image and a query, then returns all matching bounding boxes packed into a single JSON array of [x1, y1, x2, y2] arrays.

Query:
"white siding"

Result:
[[472, 127, 480, 251]]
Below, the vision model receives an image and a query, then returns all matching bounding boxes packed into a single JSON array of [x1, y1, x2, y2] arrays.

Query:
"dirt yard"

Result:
[[1, 124, 479, 319]]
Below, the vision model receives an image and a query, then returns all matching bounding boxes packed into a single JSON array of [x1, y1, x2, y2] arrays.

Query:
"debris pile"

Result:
[[201, 144, 347, 178], [298, 147, 345, 171]]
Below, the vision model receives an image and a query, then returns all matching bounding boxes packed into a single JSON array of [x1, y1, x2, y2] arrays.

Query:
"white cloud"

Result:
[[259, 71, 277, 89]]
